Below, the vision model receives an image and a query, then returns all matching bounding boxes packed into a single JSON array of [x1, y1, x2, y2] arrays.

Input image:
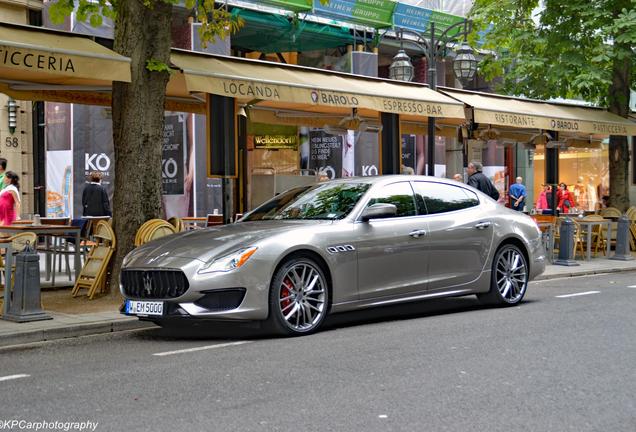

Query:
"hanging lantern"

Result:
[[453, 42, 477, 84], [389, 49, 414, 82]]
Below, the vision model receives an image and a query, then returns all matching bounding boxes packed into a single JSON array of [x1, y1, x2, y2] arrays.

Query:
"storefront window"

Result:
[[533, 144, 608, 211], [400, 134, 447, 176], [481, 140, 506, 200]]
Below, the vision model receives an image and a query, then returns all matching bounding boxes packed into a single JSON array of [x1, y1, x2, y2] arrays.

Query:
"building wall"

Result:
[[0, 0, 40, 214]]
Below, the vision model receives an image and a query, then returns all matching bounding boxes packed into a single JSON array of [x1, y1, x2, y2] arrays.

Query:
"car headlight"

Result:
[[197, 247, 258, 274]]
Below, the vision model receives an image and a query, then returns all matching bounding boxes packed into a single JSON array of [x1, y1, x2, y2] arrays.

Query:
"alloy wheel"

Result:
[[277, 262, 327, 332], [494, 247, 527, 303]]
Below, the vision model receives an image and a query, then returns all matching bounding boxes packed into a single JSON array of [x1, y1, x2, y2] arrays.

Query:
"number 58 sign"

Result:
[[5, 137, 18, 148]]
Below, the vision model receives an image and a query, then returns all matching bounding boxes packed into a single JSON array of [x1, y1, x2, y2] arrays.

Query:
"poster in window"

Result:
[[162, 114, 186, 195], [308, 129, 343, 180]]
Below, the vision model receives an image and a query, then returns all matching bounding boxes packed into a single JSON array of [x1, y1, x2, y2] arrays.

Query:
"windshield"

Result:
[[242, 182, 371, 221]]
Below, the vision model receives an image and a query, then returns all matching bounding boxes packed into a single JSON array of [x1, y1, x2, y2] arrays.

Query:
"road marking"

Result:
[[0, 374, 30, 382], [556, 291, 600, 298], [628, 285, 636, 288], [153, 341, 251, 357]]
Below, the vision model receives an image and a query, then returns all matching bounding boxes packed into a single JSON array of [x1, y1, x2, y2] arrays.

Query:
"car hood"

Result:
[[124, 220, 330, 267]]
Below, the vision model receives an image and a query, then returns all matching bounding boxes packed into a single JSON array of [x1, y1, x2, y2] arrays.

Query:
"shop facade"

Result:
[[1, 7, 635, 219], [439, 88, 636, 212]]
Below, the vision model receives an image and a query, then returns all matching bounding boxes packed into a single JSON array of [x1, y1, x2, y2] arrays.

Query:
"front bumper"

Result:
[[120, 256, 275, 321]]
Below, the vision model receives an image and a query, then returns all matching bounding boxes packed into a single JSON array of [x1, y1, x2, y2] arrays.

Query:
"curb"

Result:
[[536, 266, 636, 281], [0, 319, 156, 348]]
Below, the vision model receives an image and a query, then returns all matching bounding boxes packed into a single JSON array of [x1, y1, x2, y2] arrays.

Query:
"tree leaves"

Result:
[[469, 0, 635, 107]]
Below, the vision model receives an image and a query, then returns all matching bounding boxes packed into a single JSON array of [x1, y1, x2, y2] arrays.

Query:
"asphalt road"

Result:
[[1, 272, 635, 432]]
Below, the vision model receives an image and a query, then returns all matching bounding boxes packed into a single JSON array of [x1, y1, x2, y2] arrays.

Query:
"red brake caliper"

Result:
[[281, 277, 293, 310]]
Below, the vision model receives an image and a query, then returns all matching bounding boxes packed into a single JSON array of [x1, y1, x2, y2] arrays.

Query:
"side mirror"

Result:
[[360, 203, 398, 222]]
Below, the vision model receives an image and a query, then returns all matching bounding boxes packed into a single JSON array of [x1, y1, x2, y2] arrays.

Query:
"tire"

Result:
[[477, 244, 528, 306], [266, 256, 329, 336]]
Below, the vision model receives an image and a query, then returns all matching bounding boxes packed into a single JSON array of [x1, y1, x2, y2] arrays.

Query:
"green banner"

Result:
[[260, 0, 312, 12], [429, 11, 464, 38], [313, 0, 396, 29]]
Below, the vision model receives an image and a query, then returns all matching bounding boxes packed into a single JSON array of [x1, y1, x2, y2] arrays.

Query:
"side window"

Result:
[[413, 182, 479, 215], [366, 182, 417, 217]]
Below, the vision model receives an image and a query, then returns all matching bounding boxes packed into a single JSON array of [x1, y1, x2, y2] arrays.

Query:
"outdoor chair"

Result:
[[580, 215, 607, 257], [167, 217, 184, 232], [134, 219, 177, 247], [0, 232, 38, 290], [134, 219, 166, 247], [72, 221, 116, 299]]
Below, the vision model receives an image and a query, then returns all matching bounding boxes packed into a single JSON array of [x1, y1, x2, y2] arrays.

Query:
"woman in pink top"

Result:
[[535, 184, 550, 210], [0, 171, 20, 225]]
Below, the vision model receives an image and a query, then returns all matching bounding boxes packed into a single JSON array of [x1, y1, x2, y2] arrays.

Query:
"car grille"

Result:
[[121, 270, 189, 299]]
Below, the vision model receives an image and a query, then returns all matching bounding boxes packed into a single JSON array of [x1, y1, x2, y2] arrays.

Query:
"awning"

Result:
[[440, 88, 636, 136], [0, 22, 130, 87], [230, 8, 353, 54], [170, 49, 466, 120]]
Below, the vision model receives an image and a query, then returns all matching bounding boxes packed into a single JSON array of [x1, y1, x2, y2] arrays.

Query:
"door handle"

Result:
[[475, 221, 492, 230], [409, 229, 427, 238]]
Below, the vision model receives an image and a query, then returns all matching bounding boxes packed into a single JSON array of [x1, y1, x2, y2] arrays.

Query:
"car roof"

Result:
[[322, 175, 463, 187]]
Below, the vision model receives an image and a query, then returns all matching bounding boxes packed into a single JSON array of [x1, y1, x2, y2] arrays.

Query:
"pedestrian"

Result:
[[509, 176, 527, 211], [0, 158, 7, 191], [82, 171, 111, 217], [535, 184, 550, 211], [0, 171, 20, 225], [453, 173, 463, 182], [466, 161, 500, 201], [556, 182, 573, 214]]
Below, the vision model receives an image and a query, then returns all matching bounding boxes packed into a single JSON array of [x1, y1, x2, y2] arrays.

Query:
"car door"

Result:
[[411, 181, 493, 291], [353, 181, 430, 299]]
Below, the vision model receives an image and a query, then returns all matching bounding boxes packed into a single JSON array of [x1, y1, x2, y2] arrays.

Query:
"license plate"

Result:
[[125, 300, 164, 316]]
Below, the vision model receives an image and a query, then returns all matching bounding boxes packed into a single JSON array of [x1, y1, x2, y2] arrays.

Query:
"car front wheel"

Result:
[[478, 244, 528, 306], [267, 256, 329, 336]]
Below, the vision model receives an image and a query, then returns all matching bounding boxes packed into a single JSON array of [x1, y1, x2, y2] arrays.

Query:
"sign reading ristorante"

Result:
[[477, 110, 635, 136]]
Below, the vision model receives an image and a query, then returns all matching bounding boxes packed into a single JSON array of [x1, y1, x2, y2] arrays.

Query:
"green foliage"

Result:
[[48, 0, 243, 48], [470, 0, 636, 107], [49, 0, 115, 27], [190, 1, 244, 48], [145, 59, 172, 74]]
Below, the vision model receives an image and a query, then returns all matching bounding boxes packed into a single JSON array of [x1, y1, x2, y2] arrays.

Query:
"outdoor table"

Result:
[[0, 238, 14, 318], [181, 217, 206, 230], [0, 224, 82, 282], [576, 219, 612, 261]]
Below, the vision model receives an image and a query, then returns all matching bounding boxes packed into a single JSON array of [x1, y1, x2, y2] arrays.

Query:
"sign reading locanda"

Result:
[[0, 48, 76, 72]]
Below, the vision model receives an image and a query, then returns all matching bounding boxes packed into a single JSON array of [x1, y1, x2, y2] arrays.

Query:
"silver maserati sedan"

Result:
[[121, 176, 545, 336]]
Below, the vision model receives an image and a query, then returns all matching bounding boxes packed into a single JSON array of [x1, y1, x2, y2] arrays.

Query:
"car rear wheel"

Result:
[[478, 244, 528, 306], [267, 256, 329, 336]]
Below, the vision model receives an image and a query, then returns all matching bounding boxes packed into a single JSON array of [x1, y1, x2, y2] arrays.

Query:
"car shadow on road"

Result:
[[133, 296, 537, 341]]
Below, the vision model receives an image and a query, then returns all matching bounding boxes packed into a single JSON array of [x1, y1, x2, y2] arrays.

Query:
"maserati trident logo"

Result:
[[143, 273, 153, 297]]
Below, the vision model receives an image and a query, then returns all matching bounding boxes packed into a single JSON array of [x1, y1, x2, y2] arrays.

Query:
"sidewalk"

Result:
[[1, 254, 635, 348]]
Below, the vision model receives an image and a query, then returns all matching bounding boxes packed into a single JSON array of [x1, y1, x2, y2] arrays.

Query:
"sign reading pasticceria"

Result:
[[0, 48, 75, 73]]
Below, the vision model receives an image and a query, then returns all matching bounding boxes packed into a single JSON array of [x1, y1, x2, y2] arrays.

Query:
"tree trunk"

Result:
[[108, 0, 172, 295], [607, 5, 632, 213]]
